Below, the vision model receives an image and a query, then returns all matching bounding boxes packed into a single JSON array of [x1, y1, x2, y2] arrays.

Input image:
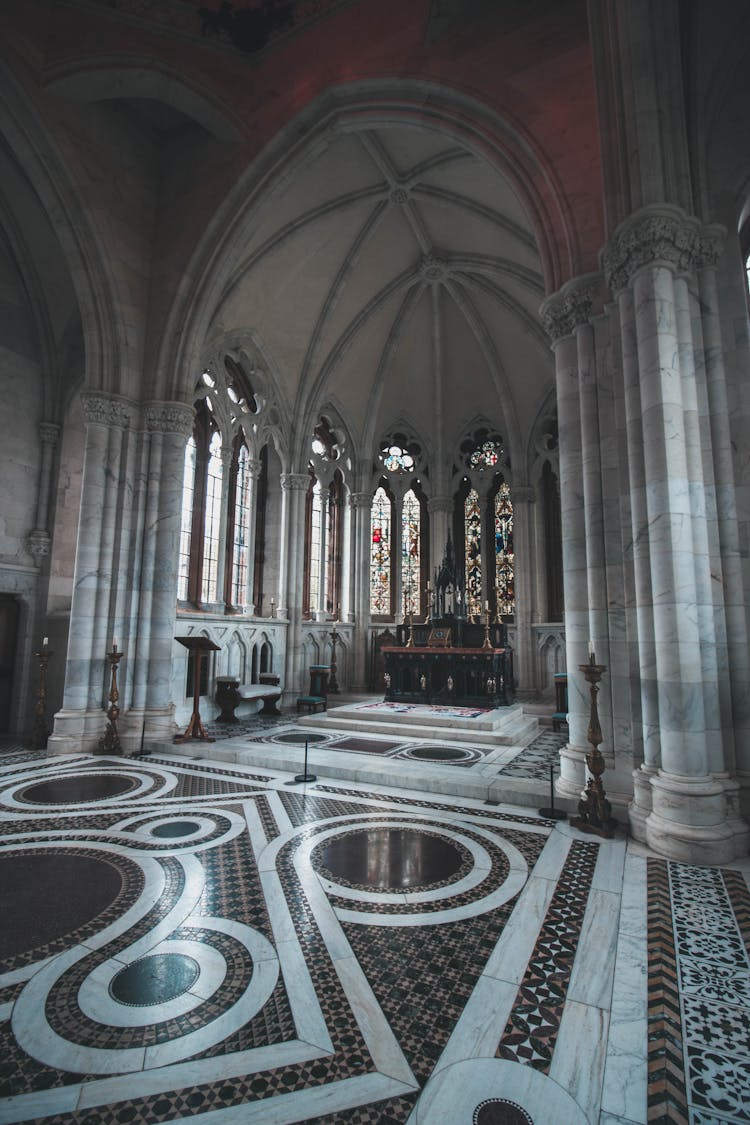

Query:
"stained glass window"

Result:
[[464, 488, 482, 614], [469, 440, 500, 469], [401, 489, 421, 616], [201, 431, 223, 603], [494, 482, 514, 615], [382, 444, 415, 473], [230, 443, 252, 606], [177, 437, 196, 600], [370, 486, 392, 614], [309, 481, 322, 614]]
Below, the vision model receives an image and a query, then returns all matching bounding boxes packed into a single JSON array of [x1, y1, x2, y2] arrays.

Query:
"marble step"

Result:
[[297, 707, 539, 747]]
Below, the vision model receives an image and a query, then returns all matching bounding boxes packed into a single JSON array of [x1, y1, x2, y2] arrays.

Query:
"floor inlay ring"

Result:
[[110, 952, 201, 1005], [473, 1097, 534, 1124]]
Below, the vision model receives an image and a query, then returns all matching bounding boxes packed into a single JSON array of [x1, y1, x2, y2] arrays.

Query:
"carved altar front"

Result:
[[382, 645, 514, 708]]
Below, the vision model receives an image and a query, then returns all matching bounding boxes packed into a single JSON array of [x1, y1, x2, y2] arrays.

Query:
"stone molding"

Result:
[[81, 393, 133, 430], [511, 485, 536, 504], [420, 254, 448, 282], [26, 530, 50, 565], [349, 491, 372, 509], [602, 205, 725, 293], [144, 401, 195, 436], [427, 494, 452, 514], [539, 274, 602, 343], [281, 473, 311, 492], [39, 423, 60, 446]]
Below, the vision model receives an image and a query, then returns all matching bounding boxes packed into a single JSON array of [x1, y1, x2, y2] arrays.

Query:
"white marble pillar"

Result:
[[48, 393, 134, 752], [603, 204, 747, 861], [541, 282, 598, 800], [281, 473, 311, 698]]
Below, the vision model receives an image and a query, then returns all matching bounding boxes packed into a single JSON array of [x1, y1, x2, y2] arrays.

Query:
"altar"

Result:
[[381, 536, 515, 709], [382, 644, 514, 708]]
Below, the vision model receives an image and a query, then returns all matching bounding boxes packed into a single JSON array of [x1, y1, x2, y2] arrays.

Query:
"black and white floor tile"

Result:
[[0, 747, 747, 1124]]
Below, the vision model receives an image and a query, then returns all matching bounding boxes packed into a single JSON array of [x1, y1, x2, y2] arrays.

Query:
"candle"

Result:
[[588, 639, 594, 656], [112, 639, 118, 653], [42, 636, 48, 647], [484, 600, 489, 612]]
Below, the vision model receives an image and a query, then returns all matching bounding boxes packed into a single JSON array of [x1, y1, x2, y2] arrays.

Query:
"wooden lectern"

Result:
[[174, 635, 220, 743]]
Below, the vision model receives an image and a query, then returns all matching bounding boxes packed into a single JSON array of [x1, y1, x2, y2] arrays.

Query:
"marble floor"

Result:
[[0, 740, 748, 1124]]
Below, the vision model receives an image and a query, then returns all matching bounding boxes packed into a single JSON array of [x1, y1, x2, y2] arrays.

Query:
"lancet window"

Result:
[[370, 484, 393, 615], [177, 362, 261, 611], [303, 417, 345, 618], [454, 428, 515, 618], [370, 432, 428, 618]]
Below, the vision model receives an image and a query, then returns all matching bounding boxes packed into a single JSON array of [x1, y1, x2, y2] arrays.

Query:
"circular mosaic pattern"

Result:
[[150, 821, 201, 838], [110, 952, 201, 1006], [18, 773, 137, 805], [0, 850, 130, 961], [273, 732, 328, 745], [314, 826, 465, 889], [407, 744, 471, 761], [474, 1099, 534, 1124]]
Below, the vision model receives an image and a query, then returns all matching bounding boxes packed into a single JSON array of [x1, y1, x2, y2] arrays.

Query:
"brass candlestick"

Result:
[[31, 643, 52, 750], [405, 611, 415, 648], [570, 655, 616, 838], [328, 623, 340, 693], [100, 643, 123, 755], [482, 611, 493, 650]]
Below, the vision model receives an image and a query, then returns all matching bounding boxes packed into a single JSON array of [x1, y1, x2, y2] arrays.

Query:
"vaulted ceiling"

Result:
[[213, 116, 553, 472]]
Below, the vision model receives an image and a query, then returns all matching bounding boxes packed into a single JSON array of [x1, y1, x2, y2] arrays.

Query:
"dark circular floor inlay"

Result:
[[473, 1099, 534, 1125], [20, 773, 138, 805], [315, 826, 464, 889], [0, 851, 131, 961], [408, 745, 470, 761], [151, 821, 200, 838], [274, 732, 327, 745], [110, 952, 201, 1006]]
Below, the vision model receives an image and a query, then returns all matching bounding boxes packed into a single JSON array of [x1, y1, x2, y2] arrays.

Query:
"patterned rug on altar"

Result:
[[351, 702, 493, 720]]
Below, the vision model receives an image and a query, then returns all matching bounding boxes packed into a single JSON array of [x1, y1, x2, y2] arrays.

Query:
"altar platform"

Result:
[[296, 699, 538, 747]]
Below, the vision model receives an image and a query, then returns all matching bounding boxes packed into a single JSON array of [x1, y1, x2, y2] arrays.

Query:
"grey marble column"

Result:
[[48, 393, 134, 752], [243, 458, 262, 614], [27, 422, 60, 566], [349, 490, 373, 691], [509, 485, 536, 697], [427, 494, 452, 575], [603, 204, 747, 861], [281, 473, 311, 697], [131, 402, 195, 741], [541, 281, 599, 800]]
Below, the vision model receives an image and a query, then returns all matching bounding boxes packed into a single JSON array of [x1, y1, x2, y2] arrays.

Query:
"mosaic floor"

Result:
[[0, 748, 748, 1124]]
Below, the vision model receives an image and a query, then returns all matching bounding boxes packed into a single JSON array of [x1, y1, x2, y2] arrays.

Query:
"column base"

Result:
[[628, 763, 658, 843], [555, 741, 588, 800], [644, 770, 748, 864], [47, 708, 177, 757]]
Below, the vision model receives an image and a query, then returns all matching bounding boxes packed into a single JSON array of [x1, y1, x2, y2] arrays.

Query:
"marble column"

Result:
[[130, 402, 195, 742], [509, 485, 536, 697], [48, 393, 134, 753], [603, 204, 747, 861], [27, 422, 60, 566], [427, 494, 452, 576], [350, 490, 373, 691], [281, 473, 311, 698], [243, 458, 262, 614], [315, 488, 329, 621], [540, 280, 599, 801]]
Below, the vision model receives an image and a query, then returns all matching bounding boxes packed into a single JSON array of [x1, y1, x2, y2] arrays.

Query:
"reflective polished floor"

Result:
[[0, 745, 748, 1124]]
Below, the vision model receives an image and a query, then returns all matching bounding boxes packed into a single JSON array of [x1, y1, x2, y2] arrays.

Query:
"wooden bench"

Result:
[[215, 676, 282, 722], [296, 695, 327, 714]]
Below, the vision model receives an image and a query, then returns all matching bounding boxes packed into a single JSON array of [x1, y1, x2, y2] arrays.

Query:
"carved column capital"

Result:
[[81, 392, 134, 429], [602, 204, 726, 292], [540, 274, 602, 343], [27, 531, 51, 566], [39, 422, 60, 446], [281, 472, 311, 492], [350, 491, 373, 509], [144, 401, 195, 436]]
